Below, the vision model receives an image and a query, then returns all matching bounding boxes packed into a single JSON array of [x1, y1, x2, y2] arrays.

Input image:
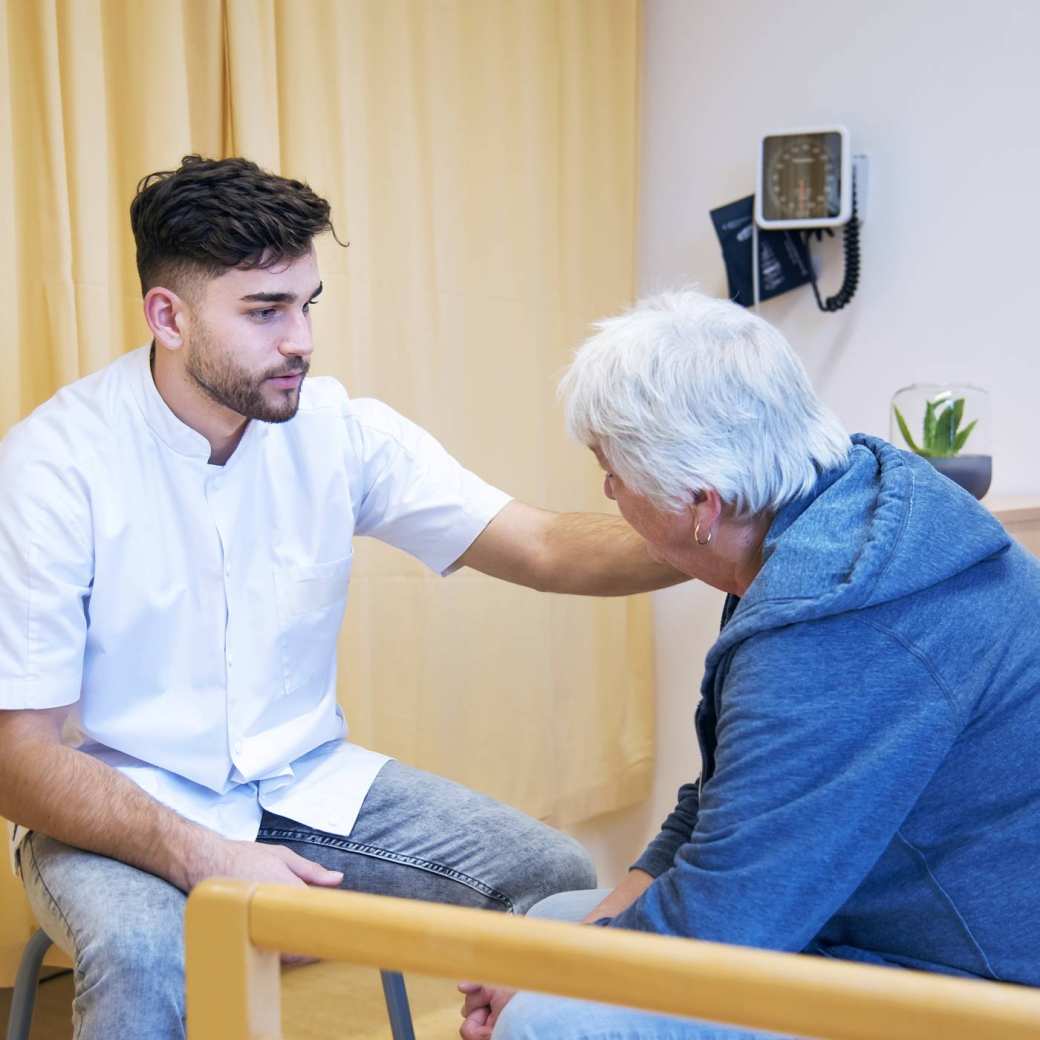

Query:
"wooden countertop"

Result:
[[982, 496, 1040, 523]]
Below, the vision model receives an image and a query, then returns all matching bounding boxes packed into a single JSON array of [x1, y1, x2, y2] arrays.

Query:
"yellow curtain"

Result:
[[0, 0, 650, 836]]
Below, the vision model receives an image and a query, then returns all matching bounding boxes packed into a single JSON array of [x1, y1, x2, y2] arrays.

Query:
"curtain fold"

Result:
[[1, 0, 650, 829]]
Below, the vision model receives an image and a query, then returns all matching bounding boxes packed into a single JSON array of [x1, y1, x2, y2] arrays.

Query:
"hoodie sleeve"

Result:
[[610, 614, 961, 950], [631, 782, 700, 878], [632, 594, 741, 877]]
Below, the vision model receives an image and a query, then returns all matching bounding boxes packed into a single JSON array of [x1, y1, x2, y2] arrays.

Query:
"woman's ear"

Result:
[[143, 287, 187, 351], [689, 489, 723, 543]]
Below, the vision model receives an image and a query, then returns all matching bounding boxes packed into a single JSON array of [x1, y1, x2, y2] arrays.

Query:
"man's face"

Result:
[[181, 249, 322, 423]]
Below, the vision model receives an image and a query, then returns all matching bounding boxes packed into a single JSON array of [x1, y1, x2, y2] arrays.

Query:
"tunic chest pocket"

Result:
[[273, 553, 353, 697]]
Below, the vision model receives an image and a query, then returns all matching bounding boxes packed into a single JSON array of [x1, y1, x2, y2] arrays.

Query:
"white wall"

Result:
[[640, 0, 1040, 476], [572, 0, 1040, 884]]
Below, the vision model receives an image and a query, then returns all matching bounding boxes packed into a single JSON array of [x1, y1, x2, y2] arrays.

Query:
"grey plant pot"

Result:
[[928, 454, 992, 500]]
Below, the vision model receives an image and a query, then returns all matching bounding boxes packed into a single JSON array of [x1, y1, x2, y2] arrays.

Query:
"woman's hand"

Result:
[[456, 871, 655, 1038], [458, 981, 516, 1040]]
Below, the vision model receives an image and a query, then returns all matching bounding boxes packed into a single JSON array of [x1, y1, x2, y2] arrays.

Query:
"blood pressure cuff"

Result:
[[710, 195, 812, 306]]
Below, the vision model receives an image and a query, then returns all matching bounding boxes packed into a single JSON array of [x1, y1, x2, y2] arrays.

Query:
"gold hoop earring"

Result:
[[694, 521, 712, 547]]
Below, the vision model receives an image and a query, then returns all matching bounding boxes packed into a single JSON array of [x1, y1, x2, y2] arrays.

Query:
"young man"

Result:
[[0, 156, 678, 1040]]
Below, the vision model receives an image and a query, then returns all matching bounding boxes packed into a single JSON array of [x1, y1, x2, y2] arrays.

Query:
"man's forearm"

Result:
[[0, 738, 218, 892], [542, 512, 686, 596], [455, 500, 687, 595]]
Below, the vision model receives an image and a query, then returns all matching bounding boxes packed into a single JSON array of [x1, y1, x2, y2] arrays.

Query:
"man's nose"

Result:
[[280, 313, 314, 359]]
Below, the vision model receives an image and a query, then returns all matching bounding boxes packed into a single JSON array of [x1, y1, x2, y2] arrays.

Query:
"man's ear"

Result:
[[143, 287, 188, 351]]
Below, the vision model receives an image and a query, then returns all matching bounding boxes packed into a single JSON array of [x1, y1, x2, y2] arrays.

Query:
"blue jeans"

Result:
[[493, 890, 798, 1040], [19, 759, 596, 1040]]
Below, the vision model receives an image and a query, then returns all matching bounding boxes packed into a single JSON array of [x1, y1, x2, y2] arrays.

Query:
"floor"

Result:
[[1, 964, 463, 1039], [0, 971, 73, 1040]]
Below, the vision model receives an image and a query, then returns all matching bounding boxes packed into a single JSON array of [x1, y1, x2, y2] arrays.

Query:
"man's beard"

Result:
[[185, 325, 308, 423]]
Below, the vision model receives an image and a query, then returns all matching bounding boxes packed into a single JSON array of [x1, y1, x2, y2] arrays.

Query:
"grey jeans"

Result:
[[19, 759, 596, 1040]]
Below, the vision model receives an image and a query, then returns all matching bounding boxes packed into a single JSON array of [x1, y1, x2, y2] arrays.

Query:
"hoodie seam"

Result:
[[853, 455, 917, 606], [854, 616, 963, 724], [895, 830, 1002, 981]]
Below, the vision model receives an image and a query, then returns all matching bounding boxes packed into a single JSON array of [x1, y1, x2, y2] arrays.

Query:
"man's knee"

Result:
[[546, 832, 598, 894], [510, 829, 597, 914]]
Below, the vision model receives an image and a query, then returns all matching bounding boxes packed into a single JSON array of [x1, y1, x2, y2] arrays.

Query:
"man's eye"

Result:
[[250, 308, 277, 321]]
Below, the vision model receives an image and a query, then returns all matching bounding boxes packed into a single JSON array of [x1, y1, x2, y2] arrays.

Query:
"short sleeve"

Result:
[[0, 423, 93, 709], [344, 398, 511, 575]]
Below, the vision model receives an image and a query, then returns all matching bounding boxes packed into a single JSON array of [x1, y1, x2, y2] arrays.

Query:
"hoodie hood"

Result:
[[711, 435, 1010, 664]]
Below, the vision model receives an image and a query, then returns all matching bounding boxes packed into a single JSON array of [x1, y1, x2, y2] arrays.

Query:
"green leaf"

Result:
[[933, 403, 959, 455], [952, 397, 964, 431], [923, 399, 938, 452], [893, 405, 922, 454], [952, 418, 978, 454]]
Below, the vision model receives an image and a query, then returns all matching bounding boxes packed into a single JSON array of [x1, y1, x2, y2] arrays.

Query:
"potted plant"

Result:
[[890, 384, 992, 499]]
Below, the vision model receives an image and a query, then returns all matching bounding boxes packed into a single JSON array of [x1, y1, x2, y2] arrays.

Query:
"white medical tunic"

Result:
[[0, 346, 510, 868]]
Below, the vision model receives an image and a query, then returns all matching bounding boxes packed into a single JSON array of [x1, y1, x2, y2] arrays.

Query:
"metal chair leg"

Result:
[[6, 928, 53, 1040], [380, 969, 416, 1040], [11, 933, 416, 1040]]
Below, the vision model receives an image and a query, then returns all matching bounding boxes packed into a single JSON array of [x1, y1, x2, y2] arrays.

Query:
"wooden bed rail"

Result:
[[185, 878, 1040, 1040]]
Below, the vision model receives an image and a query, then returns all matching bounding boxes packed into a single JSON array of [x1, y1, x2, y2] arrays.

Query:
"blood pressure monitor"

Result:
[[755, 126, 852, 230]]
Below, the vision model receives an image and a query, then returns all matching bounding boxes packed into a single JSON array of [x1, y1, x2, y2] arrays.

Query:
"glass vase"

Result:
[[890, 383, 991, 499]]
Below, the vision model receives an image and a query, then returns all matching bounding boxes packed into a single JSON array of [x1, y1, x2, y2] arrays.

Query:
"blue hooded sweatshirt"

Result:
[[612, 435, 1040, 986]]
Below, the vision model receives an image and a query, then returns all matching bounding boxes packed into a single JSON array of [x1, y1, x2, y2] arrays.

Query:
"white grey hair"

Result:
[[559, 289, 851, 516]]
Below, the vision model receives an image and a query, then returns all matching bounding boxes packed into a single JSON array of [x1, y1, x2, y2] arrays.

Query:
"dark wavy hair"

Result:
[[130, 155, 340, 296]]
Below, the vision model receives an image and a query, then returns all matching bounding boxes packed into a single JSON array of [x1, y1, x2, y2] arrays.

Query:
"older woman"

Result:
[[460, 289, 1040, 1040]]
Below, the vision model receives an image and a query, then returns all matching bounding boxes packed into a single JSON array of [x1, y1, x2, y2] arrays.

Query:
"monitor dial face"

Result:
[[763, 132, 843, 221]]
